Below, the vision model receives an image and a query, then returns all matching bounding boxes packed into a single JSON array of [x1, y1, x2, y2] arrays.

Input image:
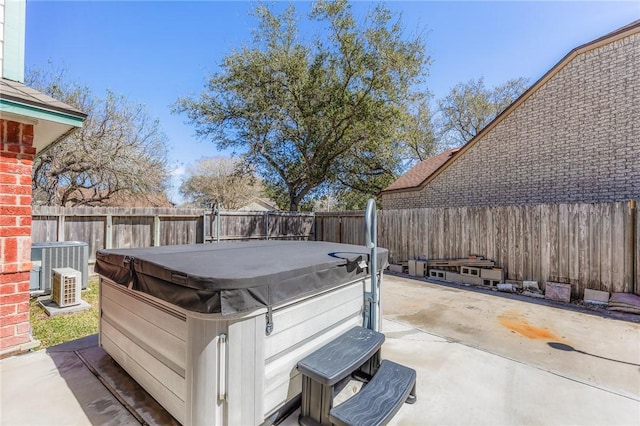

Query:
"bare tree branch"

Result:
[[27, 66, 171, 206]]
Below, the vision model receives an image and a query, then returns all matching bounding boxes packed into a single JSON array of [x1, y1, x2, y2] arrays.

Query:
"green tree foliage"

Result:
[[176, 0, 429, 211], [439, 77, 529, 145], [402, 94, 440, 162], [27, 67, 170, 206], [179, 157, 264, 209]]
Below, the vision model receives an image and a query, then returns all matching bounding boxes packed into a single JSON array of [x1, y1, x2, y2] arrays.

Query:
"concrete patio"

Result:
[[2, 275, 639, 425]]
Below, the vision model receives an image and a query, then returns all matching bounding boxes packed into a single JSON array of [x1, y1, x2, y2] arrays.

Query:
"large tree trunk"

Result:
[[289, 186, 312, 211]]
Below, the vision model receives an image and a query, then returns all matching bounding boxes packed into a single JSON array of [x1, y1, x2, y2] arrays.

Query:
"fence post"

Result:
[[201, 210, 209, 243], [311, 212, 317, 241], [216, 208, 221, 243], [265, 211, 270, 240], [153, 215, 161, 247], [105, 214, 113, 249], [57, 214, 65, 242], [315, 215, 321, 242]]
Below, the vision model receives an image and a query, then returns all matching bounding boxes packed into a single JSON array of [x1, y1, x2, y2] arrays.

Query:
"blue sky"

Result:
[[25, 1, 639, 203]]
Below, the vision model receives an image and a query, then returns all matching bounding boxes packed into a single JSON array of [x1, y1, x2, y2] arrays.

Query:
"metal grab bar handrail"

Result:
[[365, 199, 379, 332]]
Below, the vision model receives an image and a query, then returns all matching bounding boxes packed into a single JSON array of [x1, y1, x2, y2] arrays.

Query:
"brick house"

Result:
[[0, 0, 86, 356], [381, 20, 640, 209]]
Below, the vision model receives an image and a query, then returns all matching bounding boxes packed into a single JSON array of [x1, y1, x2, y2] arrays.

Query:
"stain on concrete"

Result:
[[384, 329, 423, 339], [77, 345, 181, 425], [395, 304, 445, 328], [88, 397, 124, 418], [498, 310, 562, 340], [453, 324, 476, 335]]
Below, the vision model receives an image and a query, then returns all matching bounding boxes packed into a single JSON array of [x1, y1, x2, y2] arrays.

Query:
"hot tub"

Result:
[[95, 240, 387, 425]]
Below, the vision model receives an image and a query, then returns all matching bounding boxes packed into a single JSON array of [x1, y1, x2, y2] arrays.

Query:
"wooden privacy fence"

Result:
[[32, 206, 205, 262], [378, 201, 639, 296], [32, 201, 639, 296], [314, 212, 366, 245], [31, 207, 369, 264], [32, 207, 321, 260], [203, 210, 315, 242], [203, 211, 367, 244]]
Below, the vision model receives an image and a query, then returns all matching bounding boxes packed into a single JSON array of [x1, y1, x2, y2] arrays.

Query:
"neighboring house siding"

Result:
[[383, 32, 640, 209]]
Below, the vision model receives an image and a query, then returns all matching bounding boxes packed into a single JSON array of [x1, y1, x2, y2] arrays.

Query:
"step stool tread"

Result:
[[329, 360, 416, 426], [297, 326, 384, 386]]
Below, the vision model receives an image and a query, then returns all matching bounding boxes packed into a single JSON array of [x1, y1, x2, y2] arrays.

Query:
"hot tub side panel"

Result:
[[100, 276, 368, 425], [261, 281, 365, 416], [185, 314, 229, 426], [100, 278, 191, 424], [192, 279, 366, 425]]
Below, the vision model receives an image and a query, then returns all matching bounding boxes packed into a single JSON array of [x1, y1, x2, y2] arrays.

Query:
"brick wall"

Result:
[[383, 32, 640, 209], [0, 119, 37, 355]]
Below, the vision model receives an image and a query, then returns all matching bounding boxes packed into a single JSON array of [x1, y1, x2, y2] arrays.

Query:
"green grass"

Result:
[[30, 277, 100, 350]]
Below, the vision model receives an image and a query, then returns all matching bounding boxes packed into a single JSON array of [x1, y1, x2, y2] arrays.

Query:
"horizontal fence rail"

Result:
[[32, 201, 638, 296]]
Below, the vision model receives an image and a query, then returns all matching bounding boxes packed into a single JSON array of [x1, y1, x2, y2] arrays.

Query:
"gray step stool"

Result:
[[297, 326, 416, 426]]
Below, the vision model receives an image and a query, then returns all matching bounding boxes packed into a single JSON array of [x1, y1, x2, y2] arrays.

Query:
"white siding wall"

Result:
[[1, 0, 26, 82], [1, 0, 5, 77]]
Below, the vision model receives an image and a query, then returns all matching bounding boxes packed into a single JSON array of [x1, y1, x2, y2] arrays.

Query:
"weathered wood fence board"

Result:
[[314, 215, 340, 243], [378, 202, 637, 297], [208, 211, 266, 241], [314, 212, 366, 245], [204, 211, 315, 241], [267, 212, 315, 240], [31, 201, 639, 296], [32, 207, 204, 261]]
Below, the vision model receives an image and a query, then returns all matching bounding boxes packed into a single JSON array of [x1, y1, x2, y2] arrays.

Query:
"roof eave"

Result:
[[0, 98, 86, 126], [0, 99, 85, 152]]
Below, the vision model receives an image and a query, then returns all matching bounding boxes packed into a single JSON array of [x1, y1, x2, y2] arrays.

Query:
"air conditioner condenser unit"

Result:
[[52, 268, 82, 308]]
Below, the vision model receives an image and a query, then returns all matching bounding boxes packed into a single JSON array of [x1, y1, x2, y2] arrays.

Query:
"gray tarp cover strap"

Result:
[[95, 241, 388, 316]]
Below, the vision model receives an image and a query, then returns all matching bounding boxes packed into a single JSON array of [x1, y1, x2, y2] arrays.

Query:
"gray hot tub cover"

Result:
[[95, 241, 388, 315]]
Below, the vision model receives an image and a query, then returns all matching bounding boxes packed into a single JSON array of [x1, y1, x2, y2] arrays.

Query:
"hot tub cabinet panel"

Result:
[[97, 241, 385, 426], [100, 277, 369, 425], [100, 279, 190, 422]]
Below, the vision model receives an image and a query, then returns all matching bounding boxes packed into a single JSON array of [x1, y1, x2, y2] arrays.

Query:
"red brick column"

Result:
[[0, 119, 38, 356]]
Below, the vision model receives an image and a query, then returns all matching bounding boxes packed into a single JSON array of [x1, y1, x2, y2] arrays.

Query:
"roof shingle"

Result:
[[383, 148, 460, 192], [0, 78, 86, 118]]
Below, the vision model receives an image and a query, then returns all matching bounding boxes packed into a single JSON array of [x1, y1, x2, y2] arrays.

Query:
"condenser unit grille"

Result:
[[31, 242, 89, 294], [52, 268, 82, 307]]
